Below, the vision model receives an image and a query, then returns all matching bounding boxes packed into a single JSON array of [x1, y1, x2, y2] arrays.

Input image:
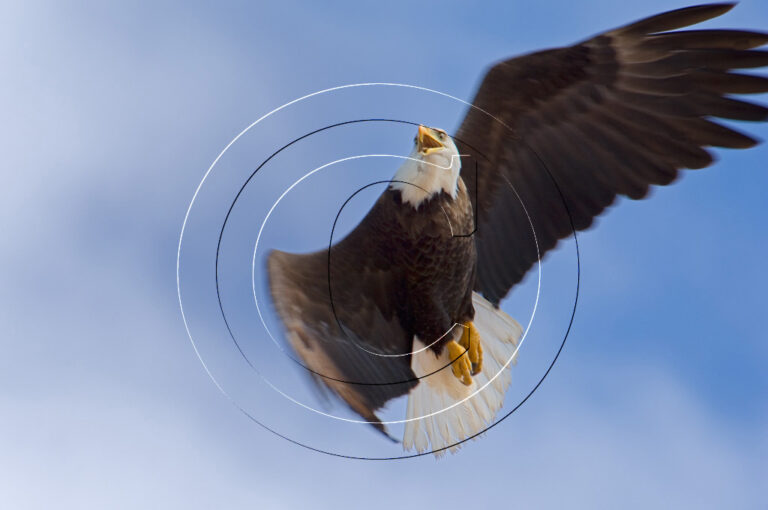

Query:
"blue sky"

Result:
[[2, 0, 767, 508]]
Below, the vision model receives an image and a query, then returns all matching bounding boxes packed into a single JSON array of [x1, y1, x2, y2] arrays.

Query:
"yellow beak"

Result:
[[417, 125, 443, 154]]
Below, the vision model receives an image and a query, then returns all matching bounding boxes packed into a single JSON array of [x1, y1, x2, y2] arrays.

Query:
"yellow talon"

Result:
[[459, 321, 483, 375], [445, 340, 472, 386]]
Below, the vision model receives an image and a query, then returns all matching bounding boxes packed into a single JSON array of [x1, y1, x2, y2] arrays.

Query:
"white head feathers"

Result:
[[390, 125, 462, 208]]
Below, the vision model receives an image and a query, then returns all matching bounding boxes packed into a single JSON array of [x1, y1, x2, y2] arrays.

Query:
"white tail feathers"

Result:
[[402, 292, 522, 457]]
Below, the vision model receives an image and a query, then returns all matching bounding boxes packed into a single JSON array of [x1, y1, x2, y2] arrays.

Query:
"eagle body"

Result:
[[268, 176, 477, 397], [266, 3, 768, 456], [269, 128, 522, 452], [383, 181, 476, 354]]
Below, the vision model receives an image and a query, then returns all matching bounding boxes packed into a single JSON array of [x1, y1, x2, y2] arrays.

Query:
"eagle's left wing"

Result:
[[454, 3, 768, 305]]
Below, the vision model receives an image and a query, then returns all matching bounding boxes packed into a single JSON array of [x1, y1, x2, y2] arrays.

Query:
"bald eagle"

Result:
[[267, 3, 768, 455]]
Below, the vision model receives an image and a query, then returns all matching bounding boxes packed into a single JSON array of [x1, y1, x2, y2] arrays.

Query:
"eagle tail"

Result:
[[403, 292, 522, 457]]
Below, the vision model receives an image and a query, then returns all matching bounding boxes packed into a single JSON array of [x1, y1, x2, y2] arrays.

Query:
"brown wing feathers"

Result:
[[456, 3, 768, 305], [267, 193, 421, 434]]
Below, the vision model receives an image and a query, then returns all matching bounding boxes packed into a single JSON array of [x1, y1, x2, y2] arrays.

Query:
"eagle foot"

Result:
[[446, 340, 473, 386], [459, 321, 483, 375]]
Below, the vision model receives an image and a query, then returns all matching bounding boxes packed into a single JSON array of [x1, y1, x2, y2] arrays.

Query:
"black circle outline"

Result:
[[206, 118, 579, 459], [218, 119, 495, 386]]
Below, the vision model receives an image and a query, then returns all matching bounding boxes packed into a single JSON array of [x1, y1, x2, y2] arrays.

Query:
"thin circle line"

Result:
[[180, 82, 517, 375], [250, 157, 534, 386], [177, 83, 574, 459], [244, 162, 538, 425], [225, 122, 539, 423], [248, 166, 541, 426], [215, 121, 483, 373]]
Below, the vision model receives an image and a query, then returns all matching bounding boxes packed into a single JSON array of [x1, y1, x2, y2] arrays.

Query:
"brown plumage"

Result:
[[269, 181, 475, 433], [456, 3, 768, 304], [268, 3, 768, 438]]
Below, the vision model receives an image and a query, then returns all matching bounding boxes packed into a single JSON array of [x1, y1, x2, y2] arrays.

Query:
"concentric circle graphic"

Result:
[[246, 158, 533, 426], [177, 83, 581, 459]]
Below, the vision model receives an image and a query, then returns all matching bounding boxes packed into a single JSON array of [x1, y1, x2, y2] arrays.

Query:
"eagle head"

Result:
[[391, 125, 462, 207]]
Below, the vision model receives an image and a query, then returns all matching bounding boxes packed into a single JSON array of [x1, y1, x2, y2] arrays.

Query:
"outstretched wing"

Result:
[[455, 3, 768, 305], [267, 192, 417, 434]]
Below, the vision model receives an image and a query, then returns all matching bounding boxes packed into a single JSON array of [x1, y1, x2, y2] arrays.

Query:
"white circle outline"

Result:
[[245, 152, 539, 424], [177, 82, 542, 435], [248, 155, 540, 425]]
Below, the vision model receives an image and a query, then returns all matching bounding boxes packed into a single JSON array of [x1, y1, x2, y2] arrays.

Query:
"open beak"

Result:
[[417, 125, 444, 154]]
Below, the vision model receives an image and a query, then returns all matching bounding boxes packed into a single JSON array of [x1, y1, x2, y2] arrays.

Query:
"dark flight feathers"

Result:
[[268, 192, 419, 434], [455, 3, 768, 305]]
